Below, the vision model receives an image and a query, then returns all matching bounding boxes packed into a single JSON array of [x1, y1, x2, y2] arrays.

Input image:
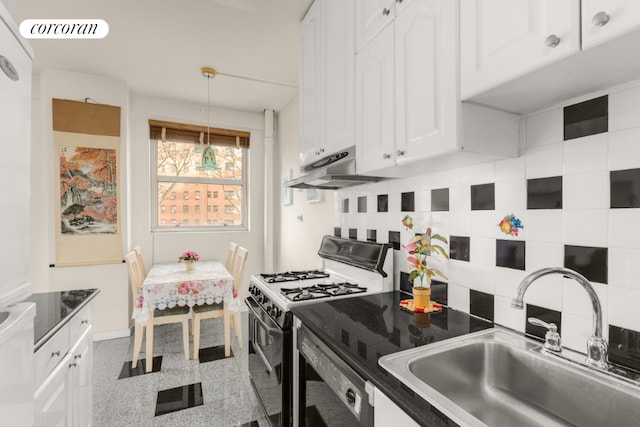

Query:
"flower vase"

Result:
[[185, 261, 196, 272], [413, 287, 431, 309]]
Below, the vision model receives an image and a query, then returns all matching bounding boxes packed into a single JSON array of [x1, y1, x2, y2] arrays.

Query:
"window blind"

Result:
[[149, 119, 250, 148]]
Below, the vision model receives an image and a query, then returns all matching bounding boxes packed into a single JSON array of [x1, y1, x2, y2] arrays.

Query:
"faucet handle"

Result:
[[528, 317, 562, 352]]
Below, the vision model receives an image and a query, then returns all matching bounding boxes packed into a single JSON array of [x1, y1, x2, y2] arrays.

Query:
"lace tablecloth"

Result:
[[132, 261, 238, 322]]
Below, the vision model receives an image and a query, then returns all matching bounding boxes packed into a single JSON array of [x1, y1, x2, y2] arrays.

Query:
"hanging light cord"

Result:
[[207, 72, 211, 146]]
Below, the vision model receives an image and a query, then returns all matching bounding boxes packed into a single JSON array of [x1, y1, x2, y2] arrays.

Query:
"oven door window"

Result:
[[247, 299, 287, 425]]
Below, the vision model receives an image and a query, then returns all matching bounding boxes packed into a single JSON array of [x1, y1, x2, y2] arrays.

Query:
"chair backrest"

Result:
[[125, 250, 144, 301], [232, 247, 248, 294], [225, 242, 239, 272], [133, 245, 147, 278]]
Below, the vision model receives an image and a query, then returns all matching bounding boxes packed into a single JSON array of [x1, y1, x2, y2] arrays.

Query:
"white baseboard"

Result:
[[93, 328, 130, 342]]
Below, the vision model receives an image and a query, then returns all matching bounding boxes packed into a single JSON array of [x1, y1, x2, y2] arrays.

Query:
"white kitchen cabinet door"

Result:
[[460, 0, 580, 100], [355, 0, 395, 52], [582, 0, 640, 49], [322, 0, 355, 157], [69, 327, 93, 427], [299, 0, 323, 167], [373, 386, 419, 426], [395, 0, 457, 163], [34, 354, 73, 427], [355, 23, 396, 174]]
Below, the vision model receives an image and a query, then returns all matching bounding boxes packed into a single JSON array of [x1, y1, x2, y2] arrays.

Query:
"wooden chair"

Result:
[[226, 242, 238, 272], [133, 245, 146, 279], [125, 251, 190, 371], [192, 246, 248, 359]]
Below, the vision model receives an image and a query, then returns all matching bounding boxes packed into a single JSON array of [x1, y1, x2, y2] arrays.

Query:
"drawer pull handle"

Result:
[[382, 153, 391, 160], [592, 11, 610, 27], [69, 362, 77, 368], [396, 150, 405, 157], [74, 354, 82, 360], [81, 319, 89, 324], [51, 350, 61, 358], [545, 34, 561, 48], [382, 8, 390, 16]]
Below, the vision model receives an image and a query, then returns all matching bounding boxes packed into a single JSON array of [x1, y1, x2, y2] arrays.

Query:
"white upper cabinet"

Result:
[[355, 0, 396, 52], [299, 0, 322, 167], [461, 0, 580, 100], [462, 0, 640, 113], [356, 0, 519, 176], [355, 23, 395, 173], [582, 0, 640, 49], [395, 0, 457, 163], [299, 0, 355, 167]]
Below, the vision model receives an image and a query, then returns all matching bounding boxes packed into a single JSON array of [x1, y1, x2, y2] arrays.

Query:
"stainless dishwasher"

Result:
[[293, 319, 374, 426]]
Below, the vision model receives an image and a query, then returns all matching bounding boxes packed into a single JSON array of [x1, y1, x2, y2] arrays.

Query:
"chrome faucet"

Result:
[[511, 267, 608, 369]]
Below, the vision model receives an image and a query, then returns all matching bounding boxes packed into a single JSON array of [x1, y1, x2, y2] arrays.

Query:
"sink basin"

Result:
[[379, 328, 640, 427]]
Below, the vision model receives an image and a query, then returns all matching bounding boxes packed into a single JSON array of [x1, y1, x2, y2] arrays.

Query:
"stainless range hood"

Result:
[[286, 146, 383, 190]]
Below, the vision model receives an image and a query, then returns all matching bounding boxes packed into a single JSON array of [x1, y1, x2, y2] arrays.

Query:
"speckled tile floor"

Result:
[[92, 311, 267, 427]]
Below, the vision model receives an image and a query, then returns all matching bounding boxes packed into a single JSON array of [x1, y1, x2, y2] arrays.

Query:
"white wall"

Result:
[[276, 96, 335, 271], [31, 69, 129, 339]]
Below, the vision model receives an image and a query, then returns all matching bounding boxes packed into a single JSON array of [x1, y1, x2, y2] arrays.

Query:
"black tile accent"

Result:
[[431, 188, 450, 212], [527, 176, 563, 209], [470, 290, 494, 322], [564, 95, 608, 141], [366, 229, 377, 242], [401, 192, 415, 212], [333, 227, 341, 238], [564, 245, 608, 284], [611, 168, 640, 208], [400, 271, 412, 293], [349, 228, 358, 240], [119, 356, 162, 379], [155, 382, 204, 416], [342, 198, 350, 213], [430, 280, 448, 306], [357, 340, 367, 359], [471, 183, 495, 210], [450, 236, 470, 262], [357, 196, 367, 213], [377, 194, 388, 212], [496, 240, 526, 270], [198, 345, 234, 363], [389, 231, 401, 250], [525, 304, 562, 341], [609, 325, 640, 372], [341, 329, 349, 346]]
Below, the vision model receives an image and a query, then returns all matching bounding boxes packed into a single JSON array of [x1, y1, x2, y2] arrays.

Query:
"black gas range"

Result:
[[245, 236, 392, 427]]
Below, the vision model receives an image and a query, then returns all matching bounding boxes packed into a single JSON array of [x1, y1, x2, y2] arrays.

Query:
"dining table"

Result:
[[132, 260, 239, 371]]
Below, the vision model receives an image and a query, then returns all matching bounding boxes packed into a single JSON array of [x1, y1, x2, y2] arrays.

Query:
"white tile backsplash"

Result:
[[562, 209, 609, 247], [335, 83, 640, 359], [562, 133, 609, 175], [609, 126, 640, 171]]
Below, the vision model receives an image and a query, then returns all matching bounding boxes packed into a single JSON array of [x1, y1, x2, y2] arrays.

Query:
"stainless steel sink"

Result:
[[379, 328, 640, 427]]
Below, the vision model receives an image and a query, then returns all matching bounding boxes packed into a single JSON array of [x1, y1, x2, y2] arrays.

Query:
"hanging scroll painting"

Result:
[[53, 99, 123, 266]]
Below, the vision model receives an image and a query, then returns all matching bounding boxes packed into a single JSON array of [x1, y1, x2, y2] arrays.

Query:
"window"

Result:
[[151, 119, 249, 231]]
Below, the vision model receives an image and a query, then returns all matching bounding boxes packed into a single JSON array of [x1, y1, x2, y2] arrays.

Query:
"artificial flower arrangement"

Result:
[[178, 251, 200, 263], [402, 216, 449, 308]]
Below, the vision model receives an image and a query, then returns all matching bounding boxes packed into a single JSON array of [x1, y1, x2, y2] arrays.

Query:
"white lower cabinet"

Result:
[[34, 305, 93, 426], [373, 386, 419, 426]]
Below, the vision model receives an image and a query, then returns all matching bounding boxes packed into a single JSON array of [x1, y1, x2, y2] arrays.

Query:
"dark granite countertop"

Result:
[[291, 291, 493, 426], [24, 288, 99, 352]]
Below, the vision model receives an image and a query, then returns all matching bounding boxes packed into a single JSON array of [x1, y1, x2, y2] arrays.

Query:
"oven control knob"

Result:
[[259, 295, 267, 304], [346, 388, 356, 406]]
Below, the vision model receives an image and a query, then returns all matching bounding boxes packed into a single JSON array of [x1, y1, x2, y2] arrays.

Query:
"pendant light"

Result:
[[197, 66, 220, 171]]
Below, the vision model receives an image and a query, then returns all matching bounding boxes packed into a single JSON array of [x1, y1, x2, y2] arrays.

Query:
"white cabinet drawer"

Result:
[[69, 305, 92, 346], [35, 323, 70, 388]]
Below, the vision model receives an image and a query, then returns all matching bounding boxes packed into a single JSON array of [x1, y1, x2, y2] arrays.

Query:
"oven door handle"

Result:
[[246, 299, 281, 336]]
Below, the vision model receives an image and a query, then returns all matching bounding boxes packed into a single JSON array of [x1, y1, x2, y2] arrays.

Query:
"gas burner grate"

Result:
[[280, 282, 366, 301], [260, 269, 329, 283]]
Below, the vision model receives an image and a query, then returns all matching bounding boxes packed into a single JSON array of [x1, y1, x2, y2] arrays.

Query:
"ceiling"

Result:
[[16, 0, 314, 112]]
